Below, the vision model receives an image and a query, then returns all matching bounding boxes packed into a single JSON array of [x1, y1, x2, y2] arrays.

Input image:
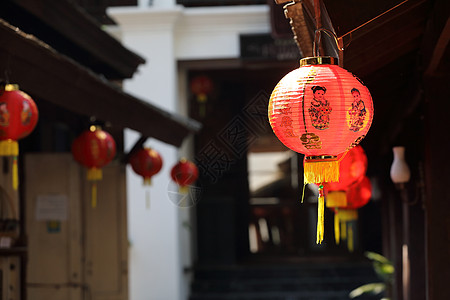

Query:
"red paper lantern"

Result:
[[129, 147, 163, 185], [332, 176, 372, 250], [71, 126, 116, 207], [268, 56, 374, 243], [170, 159, 198, 193], [190, 75, 213, 117], [324, 145, 368, 207], [190, 75, 213, 102], [0, 84, 39, 189]]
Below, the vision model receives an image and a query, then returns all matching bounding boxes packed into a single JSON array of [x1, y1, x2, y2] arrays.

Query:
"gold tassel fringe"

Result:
[[0, 140, 18, 156], [144, 177, 152, 186], [179, 185, 189, 194], [304, 159, 339, 184], [326, 191, 347, 207], [87, 168, 102, 181]]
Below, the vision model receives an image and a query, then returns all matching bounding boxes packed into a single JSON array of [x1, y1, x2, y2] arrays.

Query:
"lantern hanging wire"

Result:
[[312, 28, 344, 58]]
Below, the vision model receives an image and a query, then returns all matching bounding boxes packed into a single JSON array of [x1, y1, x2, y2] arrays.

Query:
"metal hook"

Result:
[[313, 28, 344, 57]]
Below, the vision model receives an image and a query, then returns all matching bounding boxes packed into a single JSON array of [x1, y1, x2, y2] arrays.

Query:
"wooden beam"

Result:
[[425, 17, 450, 76], [0, 19, 201, 147]]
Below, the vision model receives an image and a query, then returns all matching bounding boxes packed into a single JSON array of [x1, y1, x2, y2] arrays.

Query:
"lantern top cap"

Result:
[[3, 84, 19, 92], [299, 56, 338, 67]]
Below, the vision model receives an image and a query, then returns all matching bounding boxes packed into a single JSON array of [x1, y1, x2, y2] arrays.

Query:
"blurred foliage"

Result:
[[349, 251, 394, 299]]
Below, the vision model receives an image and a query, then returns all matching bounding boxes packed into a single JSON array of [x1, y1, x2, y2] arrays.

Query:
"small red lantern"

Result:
[[129, 147, 163, 209], [323, 146, 368, 245], [324, 145, 368, 208], [71, 126, 116, 207], [332, 176, 372, 251], [129, 147, 163, 185], [190, 75, 213, 117], [268, 56, 374, 243], [326, 146, 367, 192], [170, 158, 198, 194], [0, 84, 39, 189]]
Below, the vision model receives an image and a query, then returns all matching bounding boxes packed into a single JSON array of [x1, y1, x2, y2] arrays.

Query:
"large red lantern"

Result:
[[71, 126, 116, 207], [268, 56, 374, 243], [0, 84, 39, 189], [170, 158, 199, 194]]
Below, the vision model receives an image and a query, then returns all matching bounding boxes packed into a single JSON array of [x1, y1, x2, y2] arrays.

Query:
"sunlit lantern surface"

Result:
[[0, 84, 39, 189], [268, 56, 374, 243], [129, 147, 163, 185], [170, 159, 199, 194], [72, 126, 116, 207]]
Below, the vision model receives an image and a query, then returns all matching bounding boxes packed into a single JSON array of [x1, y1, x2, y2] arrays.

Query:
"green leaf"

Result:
[[365, 251, 392, 265], [349, 283, 386, 298]]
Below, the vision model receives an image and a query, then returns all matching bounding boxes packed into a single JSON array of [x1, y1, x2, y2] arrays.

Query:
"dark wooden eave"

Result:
[[0, 19, 201, 147], [1, 0, 145, 80], [325, 0, 432, 77]]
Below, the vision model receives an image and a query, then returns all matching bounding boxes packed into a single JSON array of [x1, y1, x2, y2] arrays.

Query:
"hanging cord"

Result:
[[313, 28, 344, 57]]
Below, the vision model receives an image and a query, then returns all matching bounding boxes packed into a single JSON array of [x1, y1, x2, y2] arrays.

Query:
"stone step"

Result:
[[189, 261, 382, 300], [190, 290, 380, 300], [192, 276, 377, 293]]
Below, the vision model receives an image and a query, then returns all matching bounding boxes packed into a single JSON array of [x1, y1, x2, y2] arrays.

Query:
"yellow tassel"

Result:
[[316, 185, 325, 244], [348, 223, 354, 252], [87, 168, 102, 181], [334, 210, 340, 245], [326, 191, 347, 207], [91, 182, 97, 208], [341, 221, 347, 240], [12, 156, 18, 190], [179, 185, 189, 194], [304, 158, 339, 184]]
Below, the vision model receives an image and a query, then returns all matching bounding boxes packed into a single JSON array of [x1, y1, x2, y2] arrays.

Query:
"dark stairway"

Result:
[[189, 260, 382, 300]]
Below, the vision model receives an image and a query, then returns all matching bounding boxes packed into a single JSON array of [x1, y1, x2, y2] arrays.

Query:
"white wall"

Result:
[[108, 3, 270, 300], [110, 6, 183, 300]]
